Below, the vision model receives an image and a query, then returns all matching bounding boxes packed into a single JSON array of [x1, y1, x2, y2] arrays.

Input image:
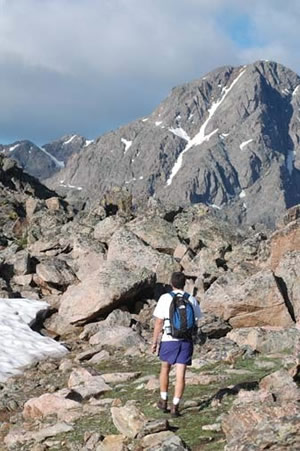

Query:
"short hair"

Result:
[[171, 272, 186, 289]]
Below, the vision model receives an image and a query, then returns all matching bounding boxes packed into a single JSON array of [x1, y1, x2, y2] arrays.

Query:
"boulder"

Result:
[[223, 404, 300, 450], [89, 325, 145, 349], [78, 305, 134, 339], [182, 247, 224, 279], [45, 196, 61, 211], [93, 216, 126, 243], [68, 367, 111, 400], [127, 215, 180, 254], [107, 228, 180, 284], [71, 235, 106, 281], [202, 269, 294, 328], [104, 309, 132, 328], [198, 313, 232, 339], [58, 260, 155, 324], [140, 432, 189, 450], [23, 392, 81, 419], [228, 327, 300, 354], [259, 369, 300, 402], [35, 258, 77, 290], [268, 219, 300, 270], [12, 250, 31, 275], [96, 435, 128, 451], [26, 197, 43, 219], [173, 243, 189, 260], [43, 311, 78, 337], [101, 372, 141, 384], [101, 186, 132, 216], [13, 274, 33, 287], [111, 401, 146, 438], [4, 422, 74, 447]]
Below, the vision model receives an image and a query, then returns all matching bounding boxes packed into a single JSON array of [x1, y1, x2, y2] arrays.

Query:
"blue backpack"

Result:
[[168, 292, 196, 339]]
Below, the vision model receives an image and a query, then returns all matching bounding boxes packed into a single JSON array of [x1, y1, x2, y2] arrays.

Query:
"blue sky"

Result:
[[217, 13, 258, 49], [0, 0, 300, 145]]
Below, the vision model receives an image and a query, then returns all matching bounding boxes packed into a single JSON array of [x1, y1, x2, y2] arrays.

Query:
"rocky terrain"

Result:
[[1, 154, 300, 450]]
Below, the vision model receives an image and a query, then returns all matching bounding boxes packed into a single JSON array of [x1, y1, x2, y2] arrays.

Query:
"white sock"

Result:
[[160, 392, 168, 400], [173, 397, 180, 405]]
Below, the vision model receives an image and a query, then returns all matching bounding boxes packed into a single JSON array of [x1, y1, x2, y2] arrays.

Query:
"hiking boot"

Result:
[[157, 398, 168, 413], [170, 403, 180, 417]]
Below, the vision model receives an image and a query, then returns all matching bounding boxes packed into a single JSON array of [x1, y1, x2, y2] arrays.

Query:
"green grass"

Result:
[[20, 350, 289, 450]]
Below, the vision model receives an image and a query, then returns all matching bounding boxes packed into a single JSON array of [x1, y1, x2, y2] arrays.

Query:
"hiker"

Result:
[[151, 271, 202, 416]]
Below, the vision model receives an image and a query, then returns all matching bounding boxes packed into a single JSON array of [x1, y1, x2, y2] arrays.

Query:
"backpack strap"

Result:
[[170, 291, 190, 299]]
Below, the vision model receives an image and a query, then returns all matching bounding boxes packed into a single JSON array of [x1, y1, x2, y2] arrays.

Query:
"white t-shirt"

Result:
[[153, 289, 202, 342]]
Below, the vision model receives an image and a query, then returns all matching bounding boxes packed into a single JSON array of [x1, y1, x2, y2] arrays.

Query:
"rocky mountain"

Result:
[[1, 154, 300, 449], [0, 134, 91, 181], [42, 60, 300, 228], [3, 60, 300, 228]]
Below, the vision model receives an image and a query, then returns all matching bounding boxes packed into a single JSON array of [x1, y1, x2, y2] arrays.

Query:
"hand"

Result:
[[151, 342, 158, 354]]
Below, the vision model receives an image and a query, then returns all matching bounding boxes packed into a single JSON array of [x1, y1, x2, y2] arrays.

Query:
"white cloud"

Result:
[[0, 0, 299, 143]]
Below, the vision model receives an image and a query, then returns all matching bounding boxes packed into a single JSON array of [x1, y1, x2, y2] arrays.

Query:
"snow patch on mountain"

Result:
[[121, 138, 132, 153], [220, 133, 230, 139], [63, 135, 77, 146], [38, 147, 65, 168], [60, 182, 82, 190], [240, 139, 253, 150], [169, 127, 190, 141], [9, 143, 20, 152], [286, 149, 295, 175], [166, 69, 246, 186]]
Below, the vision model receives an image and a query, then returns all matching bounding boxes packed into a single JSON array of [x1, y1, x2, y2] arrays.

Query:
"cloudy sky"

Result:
[[0, 0, 300, 145]]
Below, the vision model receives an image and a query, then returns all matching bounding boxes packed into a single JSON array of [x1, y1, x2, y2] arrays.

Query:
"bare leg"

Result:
[[174, 363, 187, 399], [160, 361, 171, 393]]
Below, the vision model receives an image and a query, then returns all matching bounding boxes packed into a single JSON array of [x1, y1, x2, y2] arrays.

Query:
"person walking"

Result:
[[151, 271, 202, 417]]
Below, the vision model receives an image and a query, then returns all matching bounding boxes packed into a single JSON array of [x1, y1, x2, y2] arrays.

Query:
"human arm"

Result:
[[151, 318, 164, 354]]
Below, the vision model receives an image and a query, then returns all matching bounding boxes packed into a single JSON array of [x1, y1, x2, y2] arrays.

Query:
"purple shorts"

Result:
[[159, 340, 193, 365]]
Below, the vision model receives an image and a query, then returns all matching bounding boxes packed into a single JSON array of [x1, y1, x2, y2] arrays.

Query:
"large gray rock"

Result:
[[71, 235, 106, 281], [89, 325, 145, 349], [228, 327, 300, 354], [93, 216, 126, 243], [35, 258, 77, 289], [68, 367, 111, 400], [107, 228, 180, 284], [127, 215, 180, 254], [58, 260, 155, 324]]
